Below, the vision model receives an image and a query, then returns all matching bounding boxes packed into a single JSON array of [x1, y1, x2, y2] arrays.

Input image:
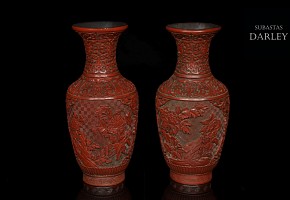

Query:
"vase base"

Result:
[[83, 173, 125, 187], [82, 181, 125, 196], [170, 171, 212, 185], [164, 183, 215, 199], [170, 178, 211, 195]]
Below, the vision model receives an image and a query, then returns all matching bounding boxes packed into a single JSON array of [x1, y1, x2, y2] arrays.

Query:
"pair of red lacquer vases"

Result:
[[66, 21, 230, 195]]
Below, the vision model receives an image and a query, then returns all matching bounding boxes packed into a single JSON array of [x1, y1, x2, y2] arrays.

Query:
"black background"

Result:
[[4, 7, 290, 200]]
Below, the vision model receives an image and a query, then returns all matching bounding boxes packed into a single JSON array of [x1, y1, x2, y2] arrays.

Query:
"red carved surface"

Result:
[[158, 75, 228, 99], [173, 33, 215, 75], [66, 94, 138, 172], [67, 75, 136, 99], [66, 23, 138, 186], [156, 23, 229, 186], [80, 32, 120, 75], [156, 97, 229, 172]]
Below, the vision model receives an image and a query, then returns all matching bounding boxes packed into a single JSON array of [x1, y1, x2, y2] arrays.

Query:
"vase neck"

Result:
[[172, 32, 216, 77], [78, 31, 122, 76]]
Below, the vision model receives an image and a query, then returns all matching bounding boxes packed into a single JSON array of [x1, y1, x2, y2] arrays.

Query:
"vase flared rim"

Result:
[[72, 21, 128, 32], [166, 22, 221, 33]]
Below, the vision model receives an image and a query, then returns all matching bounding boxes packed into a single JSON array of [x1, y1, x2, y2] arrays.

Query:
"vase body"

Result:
[[66, 22, 138, 189], [156, 23, 230, 193]]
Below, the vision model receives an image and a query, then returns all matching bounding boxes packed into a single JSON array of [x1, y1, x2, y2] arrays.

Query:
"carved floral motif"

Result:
[[66, 94, 138, 168], [156, 97, 228, 168]]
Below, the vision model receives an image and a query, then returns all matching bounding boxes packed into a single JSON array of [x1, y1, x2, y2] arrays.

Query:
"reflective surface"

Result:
[[77, 187, 131, 200], [76, 184, 218, 200], [162, 184, 216, 200]]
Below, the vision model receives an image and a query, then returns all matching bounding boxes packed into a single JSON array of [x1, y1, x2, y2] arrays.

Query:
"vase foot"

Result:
[[170, 171, 212, 185], [170, 178, 211, 195], [83, 173, 125, 187], [164, 182, 215, 199], [82, 181, 125, 196]]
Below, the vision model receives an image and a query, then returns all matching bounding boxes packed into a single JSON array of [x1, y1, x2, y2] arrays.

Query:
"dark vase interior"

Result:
[[167, 22, 220, 30], [73, 21, 127, 29]]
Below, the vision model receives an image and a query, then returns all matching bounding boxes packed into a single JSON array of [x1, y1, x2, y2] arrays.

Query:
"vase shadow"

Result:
[[162, 183, 217, 200], [76, 186, 131, 200]]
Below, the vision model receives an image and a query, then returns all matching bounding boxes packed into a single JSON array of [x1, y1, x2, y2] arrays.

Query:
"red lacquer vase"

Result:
[[66, 22, 138, 194], [156, 23, 230, 194]]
